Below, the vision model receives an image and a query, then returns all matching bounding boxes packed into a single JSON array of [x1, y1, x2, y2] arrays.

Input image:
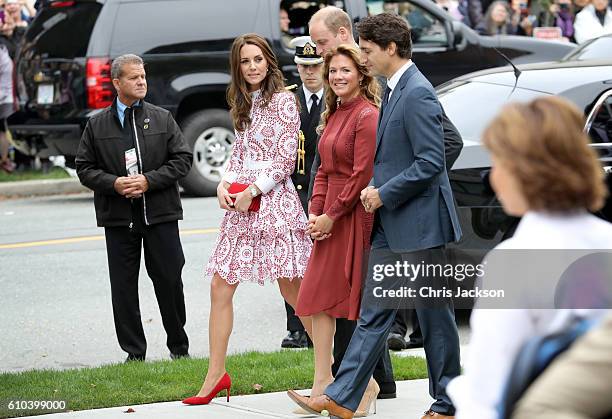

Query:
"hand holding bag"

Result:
[[228, 183, 261, 212]]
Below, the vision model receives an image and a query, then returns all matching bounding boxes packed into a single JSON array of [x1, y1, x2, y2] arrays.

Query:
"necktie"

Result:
[[309, 94, 319, 119], [381, 86, 391, 116], [383, 86, 391, 106]]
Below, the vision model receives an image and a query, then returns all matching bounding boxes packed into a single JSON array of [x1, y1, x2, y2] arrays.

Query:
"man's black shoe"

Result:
[[387, 332, 407, 351], [281, 330, 309, 348], [125, 353, 145, 362], [377, 381, 397, 399], [405, 338, 424, 349], [170, 352, 190, 360]]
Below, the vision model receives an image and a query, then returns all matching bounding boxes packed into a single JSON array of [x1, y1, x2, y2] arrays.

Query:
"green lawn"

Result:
[[0, 350, 427, 418], [0, 167, 70, 183]]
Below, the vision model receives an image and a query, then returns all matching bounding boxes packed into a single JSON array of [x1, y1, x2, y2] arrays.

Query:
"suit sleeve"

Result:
[[75, 121, 119, 195], [378, 86, 445, 210], [326, 108, 377, 221], [309, 151, 327, 216], [441, 108, 463, 171], [307, 145, 321, 202], [143, 113, 193, 191], [254, 93, 299, 194]]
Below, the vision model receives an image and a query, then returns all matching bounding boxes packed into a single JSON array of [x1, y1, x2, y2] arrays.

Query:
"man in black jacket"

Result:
[[76, 54, 192, 362]]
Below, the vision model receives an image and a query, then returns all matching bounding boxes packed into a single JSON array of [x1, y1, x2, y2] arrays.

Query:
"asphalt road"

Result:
[[0, 193, 294, 372], [0, 193, 470, 373]]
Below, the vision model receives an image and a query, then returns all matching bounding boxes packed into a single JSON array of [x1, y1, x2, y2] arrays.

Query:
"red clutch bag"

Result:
[[228, 183, 261, 212]]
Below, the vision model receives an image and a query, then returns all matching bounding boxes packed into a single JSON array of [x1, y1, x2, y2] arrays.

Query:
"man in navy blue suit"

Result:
[[289, 12, 462, 419]]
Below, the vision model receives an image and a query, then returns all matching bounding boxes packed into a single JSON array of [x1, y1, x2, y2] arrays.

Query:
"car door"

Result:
[[273, 0, 351, 86], [585, 89, 612, 222]]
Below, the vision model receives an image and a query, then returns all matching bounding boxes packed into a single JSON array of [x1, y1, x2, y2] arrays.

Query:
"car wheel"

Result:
[[179, 109, 235, 196]]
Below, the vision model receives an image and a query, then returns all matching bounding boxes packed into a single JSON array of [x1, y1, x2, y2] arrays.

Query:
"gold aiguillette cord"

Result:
[[297, 130, 306, 175]]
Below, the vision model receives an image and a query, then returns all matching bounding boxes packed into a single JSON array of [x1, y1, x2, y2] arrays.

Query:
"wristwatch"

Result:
[[249, 185, 259, 198]]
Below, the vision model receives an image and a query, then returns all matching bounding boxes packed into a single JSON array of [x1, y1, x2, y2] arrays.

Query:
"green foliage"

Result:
[[0, 167, 70, 183], [0, 350, 427, 418]]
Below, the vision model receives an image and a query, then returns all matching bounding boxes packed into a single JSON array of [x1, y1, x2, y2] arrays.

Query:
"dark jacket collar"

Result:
[[110, 97, 146, 126]]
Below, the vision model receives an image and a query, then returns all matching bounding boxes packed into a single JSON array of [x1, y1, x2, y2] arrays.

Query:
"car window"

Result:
[[438, 82, 546, 142], [585, 92, 612, 170], [563, 37, 612, 61], [586, 92, 612, 152], [279, 1, 347, 49], [366, 0, 448, 46], [111, 1, 257, 55], [23, 2, 102, 59]]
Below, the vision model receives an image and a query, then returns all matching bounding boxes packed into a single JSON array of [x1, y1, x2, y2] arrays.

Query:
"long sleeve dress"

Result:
[[205, 90, 313, 285], [295, 96, 378, 320]]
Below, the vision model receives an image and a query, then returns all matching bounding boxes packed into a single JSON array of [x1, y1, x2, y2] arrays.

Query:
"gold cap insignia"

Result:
[[303, 42, 315, 56]]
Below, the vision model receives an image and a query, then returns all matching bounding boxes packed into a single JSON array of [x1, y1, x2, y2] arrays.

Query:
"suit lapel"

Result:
[[376, 65, 419, 153], [297, 87, 309, 127]]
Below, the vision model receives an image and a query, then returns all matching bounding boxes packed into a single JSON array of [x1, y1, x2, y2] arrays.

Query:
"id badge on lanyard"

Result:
[[125, 148, 139, 176]]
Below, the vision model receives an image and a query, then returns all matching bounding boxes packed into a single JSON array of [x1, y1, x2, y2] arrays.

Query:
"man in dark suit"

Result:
[[290, 13, 462, 419], [280, 36, 324, 349], [388, 123, 463, 351]]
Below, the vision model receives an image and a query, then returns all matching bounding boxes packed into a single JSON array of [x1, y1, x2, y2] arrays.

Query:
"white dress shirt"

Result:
[[302, 85, 324, 112], [386, 60, 413, 103], [447, 210, 612, 419]]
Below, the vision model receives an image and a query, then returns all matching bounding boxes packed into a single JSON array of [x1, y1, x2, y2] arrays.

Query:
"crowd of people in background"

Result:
[[432, 0, 612, 42], [0, 0, 37, 64], [0, 0, 38, 173], [2, 0, 609, 417]]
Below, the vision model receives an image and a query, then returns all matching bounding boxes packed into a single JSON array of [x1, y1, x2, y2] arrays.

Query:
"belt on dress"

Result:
[[327, 174, 350, 185], [243, 159, 273, 170]]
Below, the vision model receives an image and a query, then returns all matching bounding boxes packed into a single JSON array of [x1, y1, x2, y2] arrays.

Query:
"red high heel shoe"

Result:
[[182, 372, 232, 405]]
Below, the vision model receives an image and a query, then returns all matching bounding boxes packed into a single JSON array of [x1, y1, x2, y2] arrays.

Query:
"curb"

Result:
[[0, 178, 90, 198]]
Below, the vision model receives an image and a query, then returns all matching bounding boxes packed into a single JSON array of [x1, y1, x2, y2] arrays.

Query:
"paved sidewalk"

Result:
[[19, 379, 432, 418], [0, 178, 88, 198]]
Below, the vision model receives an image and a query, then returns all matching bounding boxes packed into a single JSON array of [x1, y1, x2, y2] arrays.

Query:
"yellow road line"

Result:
[[0, 228, 219, 250]]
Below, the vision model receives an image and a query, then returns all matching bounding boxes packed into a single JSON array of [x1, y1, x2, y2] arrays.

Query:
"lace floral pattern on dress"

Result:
[[205, 91, 313, 285]]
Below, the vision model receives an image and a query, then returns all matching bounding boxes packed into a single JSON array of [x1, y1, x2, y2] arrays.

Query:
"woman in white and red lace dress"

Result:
[[182, 34, 313, 406]]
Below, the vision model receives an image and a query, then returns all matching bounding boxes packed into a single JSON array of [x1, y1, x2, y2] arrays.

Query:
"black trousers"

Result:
[[104, 210, 188, 357], [391, 309, 422, 341], [333, 318, 395, 387], [285, 301, 304, 332]]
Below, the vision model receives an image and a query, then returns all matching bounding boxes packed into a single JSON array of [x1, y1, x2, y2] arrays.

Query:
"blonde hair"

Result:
[[309, 6, 352, 35], [482, 96, 607, 212], [318, 45, 380, 134]]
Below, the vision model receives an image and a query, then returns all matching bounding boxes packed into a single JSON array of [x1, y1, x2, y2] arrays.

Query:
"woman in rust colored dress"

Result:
[[292, 45, 381, 414]]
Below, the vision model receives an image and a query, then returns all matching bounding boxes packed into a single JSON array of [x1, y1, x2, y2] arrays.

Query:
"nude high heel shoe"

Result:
[[354, 379, 380, 417]]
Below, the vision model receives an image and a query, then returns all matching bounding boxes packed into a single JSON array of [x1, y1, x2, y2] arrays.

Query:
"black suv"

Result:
[[9, 0, 574, 195]]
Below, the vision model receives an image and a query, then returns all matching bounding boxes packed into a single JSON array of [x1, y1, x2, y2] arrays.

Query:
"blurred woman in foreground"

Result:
[[447, 96, 612, 419]]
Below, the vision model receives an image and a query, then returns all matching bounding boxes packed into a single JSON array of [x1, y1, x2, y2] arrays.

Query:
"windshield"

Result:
[[439, 81, 547, 142], [24, 3, 102, 59], [562, 36, 612, 61]]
